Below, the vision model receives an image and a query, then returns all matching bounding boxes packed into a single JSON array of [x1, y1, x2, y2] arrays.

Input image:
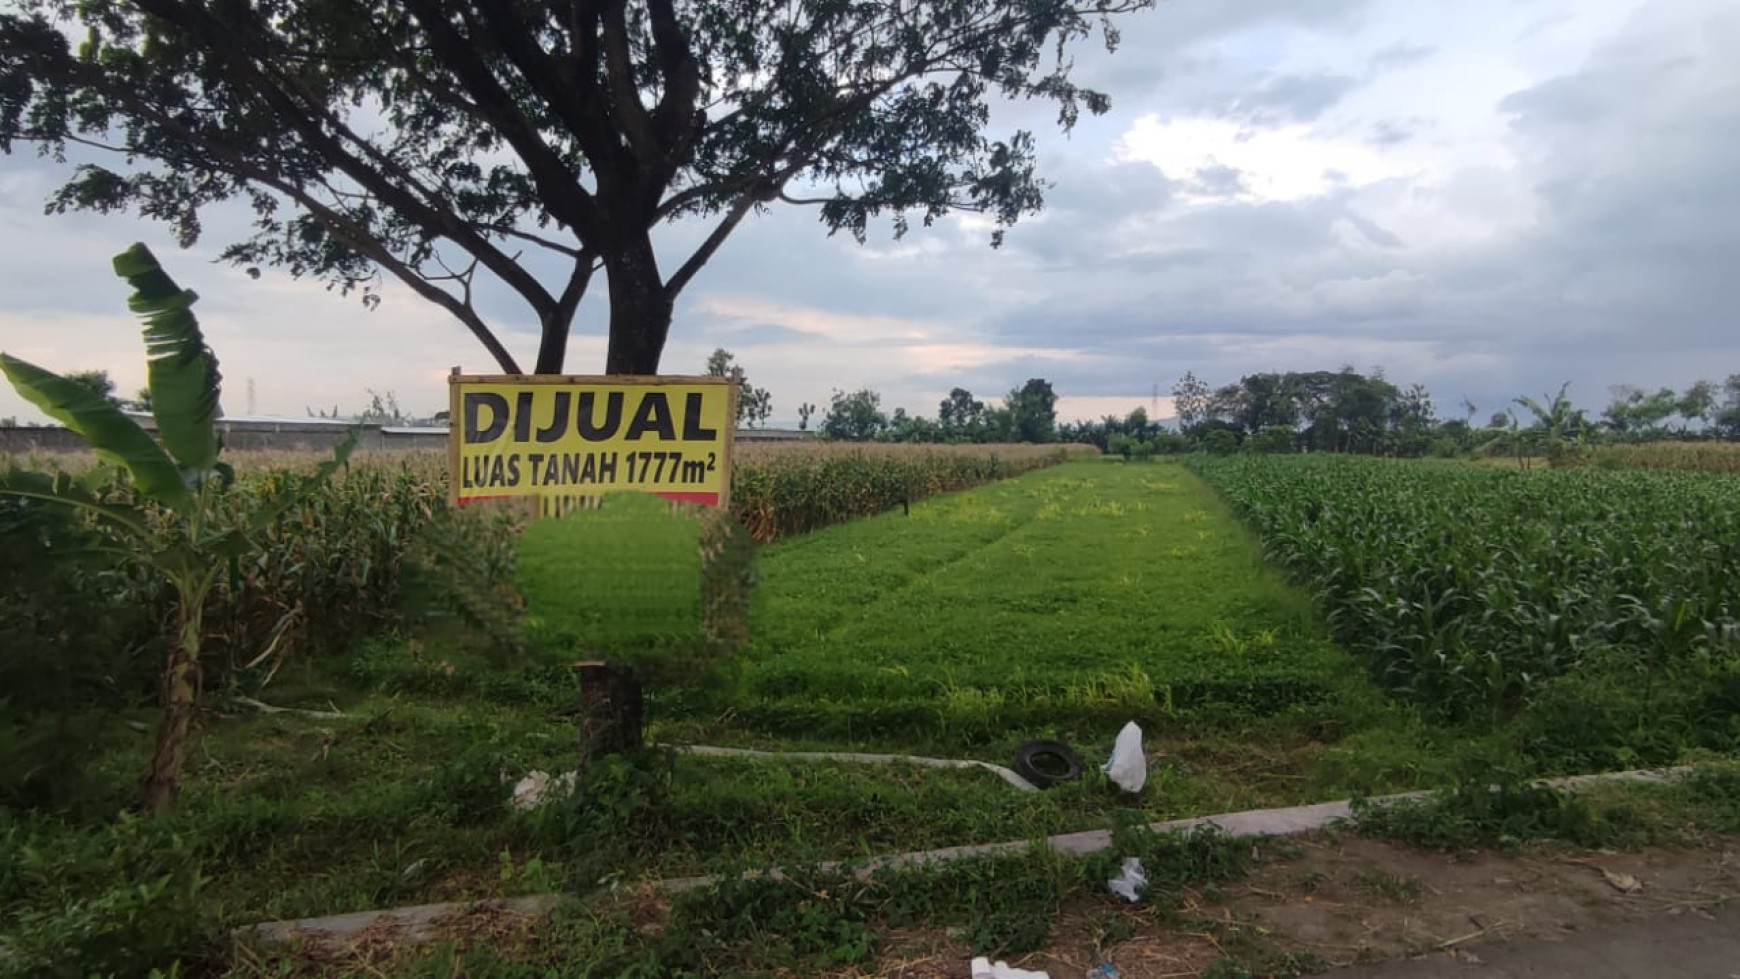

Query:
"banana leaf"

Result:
[[0, 465, 153, 539], [113, 243, 222, 477], [0, 354, 190, 511]]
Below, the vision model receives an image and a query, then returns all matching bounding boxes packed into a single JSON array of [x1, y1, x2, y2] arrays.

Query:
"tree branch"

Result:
[[664, 188, 763, 300], [130, 0, 565, 325], [398, 0, 604, 238], [464, 0, 621, 180], [598, 2, 660, 161], [70, 92, 524, 373]]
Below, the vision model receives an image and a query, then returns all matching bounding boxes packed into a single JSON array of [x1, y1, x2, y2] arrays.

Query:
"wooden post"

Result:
[[574, 660, 644, 761]]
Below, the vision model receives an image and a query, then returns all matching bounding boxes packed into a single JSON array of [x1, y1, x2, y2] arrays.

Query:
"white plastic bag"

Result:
[[510, 769, 577, 810], [1103, 721, 1146, 793], [1106, 856, 1147, 903], [971, 957, 1051, 979]]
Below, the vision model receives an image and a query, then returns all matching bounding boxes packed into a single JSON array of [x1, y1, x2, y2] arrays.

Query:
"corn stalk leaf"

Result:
[[243, 427, 359, 536], [113, 243, 222, 477], [0, 354, 190, 511]]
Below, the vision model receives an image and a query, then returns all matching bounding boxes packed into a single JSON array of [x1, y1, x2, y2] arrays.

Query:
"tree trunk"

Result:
[[575, 661, 644, 762], [603, 234, 673, 376], [144, 606, 202, 814]]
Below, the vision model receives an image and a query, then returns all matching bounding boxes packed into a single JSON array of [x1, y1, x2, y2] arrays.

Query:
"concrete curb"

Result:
[[241, 764, 1693, 949]]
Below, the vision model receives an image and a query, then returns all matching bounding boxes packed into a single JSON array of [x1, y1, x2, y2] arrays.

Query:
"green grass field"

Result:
[[686, 461, 1370, 747]]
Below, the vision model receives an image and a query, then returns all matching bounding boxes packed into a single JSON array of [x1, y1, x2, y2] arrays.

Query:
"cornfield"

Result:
[[3, 441, 1091, 672], [1187, 455, 1740, 732]]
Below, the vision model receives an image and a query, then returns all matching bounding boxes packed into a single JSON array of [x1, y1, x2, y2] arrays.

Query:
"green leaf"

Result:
[[0, 354, 190, 511], [113, 243, 223, 476], [0, 465, 153, 539]]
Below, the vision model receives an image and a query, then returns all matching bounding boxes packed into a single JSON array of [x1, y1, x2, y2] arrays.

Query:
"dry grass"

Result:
[[6, 441, 1097, 477], [735, 440, 1099, 464], [1582, 441, 1740, 474]]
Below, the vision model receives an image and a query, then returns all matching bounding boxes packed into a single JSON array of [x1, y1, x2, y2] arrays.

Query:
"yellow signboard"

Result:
[[447, 373, 735, 518]]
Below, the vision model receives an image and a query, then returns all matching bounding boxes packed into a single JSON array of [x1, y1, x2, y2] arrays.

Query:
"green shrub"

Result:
[[1244, 426, 1296, 455], [1200, 429, 1239, 455], [0, 811, 213, 978]]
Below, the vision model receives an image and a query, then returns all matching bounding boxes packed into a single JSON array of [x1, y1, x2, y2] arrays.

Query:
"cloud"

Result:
[[1367, 43, 1437, 71], [1184, 163, 1250, 199], [4, 0, 1737, 434], [1207, 72, 1364, 126]]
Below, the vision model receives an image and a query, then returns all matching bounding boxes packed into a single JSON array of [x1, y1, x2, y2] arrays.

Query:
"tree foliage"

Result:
[[1, 0, 1152, 375], [704, 348, 772, 427], [1004, 377, 1058, 443], [819, 387, 886, 441], [63, 370, 121, 406]]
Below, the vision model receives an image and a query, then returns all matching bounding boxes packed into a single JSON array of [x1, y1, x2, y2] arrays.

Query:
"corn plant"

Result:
[[730, 446, 1081, 541], [0, 244, 354, 812], [1188, 455, 1740, 728]]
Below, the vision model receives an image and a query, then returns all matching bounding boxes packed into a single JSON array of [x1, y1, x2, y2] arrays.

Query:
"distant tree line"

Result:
[[44, 359, 1740, 455], [817, 379, 1060, 443], [1071, 368, 1740, 461]]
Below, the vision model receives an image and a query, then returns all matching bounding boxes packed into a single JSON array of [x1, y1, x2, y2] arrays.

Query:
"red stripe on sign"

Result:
[[654, 491, 720, 506], [457, 495, 516, 505]]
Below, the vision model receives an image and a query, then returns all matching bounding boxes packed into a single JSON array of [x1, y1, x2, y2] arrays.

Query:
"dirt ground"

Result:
[[830, 832, 1740, 978]]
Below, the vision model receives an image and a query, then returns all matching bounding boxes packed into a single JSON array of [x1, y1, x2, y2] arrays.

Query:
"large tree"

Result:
[[1004, 376, 1057, 442], [0, 0, 1151, 375], [819, 387, 886, 441]]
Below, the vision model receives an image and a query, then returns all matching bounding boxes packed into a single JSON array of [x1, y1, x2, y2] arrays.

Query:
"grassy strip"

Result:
[[230, 821, 1256, 978], [1352, 762, 1740, 852]]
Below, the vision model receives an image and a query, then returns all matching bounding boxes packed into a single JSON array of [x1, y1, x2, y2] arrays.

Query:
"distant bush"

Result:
[[1244, 426, 1296, 455], [1200, 429, 1240, 455]]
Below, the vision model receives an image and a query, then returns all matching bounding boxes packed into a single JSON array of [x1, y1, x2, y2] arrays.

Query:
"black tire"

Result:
[[1011, 739, 1085, 789]]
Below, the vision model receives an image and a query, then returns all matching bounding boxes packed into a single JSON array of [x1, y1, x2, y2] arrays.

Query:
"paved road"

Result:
[[1333, 905, 1740, 978]]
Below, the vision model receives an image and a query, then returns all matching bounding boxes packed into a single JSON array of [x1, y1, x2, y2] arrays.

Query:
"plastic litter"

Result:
[[509, 769, 576, 811], [1103, 721, 1147, 793], [1086, 965, 1122, 979], [970, 957, 1050, 979], [1105, 856, 1147, 903]]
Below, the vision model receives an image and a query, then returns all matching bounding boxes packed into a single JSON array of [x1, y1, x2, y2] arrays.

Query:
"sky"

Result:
[[2, 0, 1737, 428]]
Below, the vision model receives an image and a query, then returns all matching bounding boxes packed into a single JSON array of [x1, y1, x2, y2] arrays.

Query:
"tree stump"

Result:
[[575, 661, 644, 762]]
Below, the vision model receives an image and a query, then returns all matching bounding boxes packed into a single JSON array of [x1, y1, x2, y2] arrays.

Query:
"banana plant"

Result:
[[0, 243, 355, 813]]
